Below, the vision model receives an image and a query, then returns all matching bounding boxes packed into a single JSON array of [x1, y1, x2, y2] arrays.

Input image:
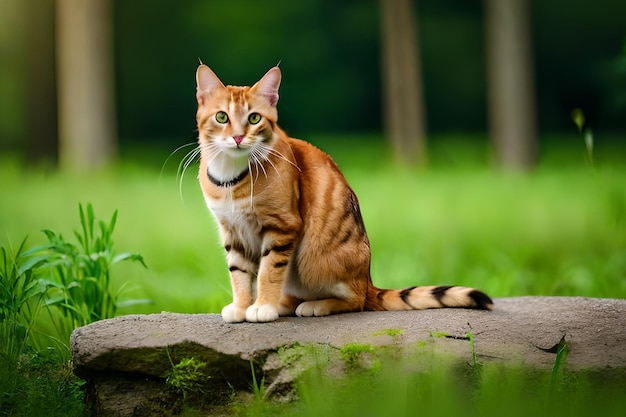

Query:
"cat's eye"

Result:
[[215, 111, 229, 124], [248, 113, 261, 125]]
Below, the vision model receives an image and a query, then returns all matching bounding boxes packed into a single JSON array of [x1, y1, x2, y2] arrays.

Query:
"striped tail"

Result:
[[365, 284, 493, 312]]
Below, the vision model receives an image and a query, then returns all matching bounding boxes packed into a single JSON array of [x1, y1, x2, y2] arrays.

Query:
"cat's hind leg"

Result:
[[295, 298, 364, 317], [277, 294, 303, 317]]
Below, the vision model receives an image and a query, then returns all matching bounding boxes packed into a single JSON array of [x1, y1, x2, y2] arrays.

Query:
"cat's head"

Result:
[[195, 65, 281, 159]]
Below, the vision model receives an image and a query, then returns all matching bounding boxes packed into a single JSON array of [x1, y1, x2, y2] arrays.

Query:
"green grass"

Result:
[[0, 238, 47, 360], [231, 346, 626, 417], [291, 362, 626, 417], [0, 351, 84, 417], [1, 134, 625, 415], [2, 135, 625, 317]]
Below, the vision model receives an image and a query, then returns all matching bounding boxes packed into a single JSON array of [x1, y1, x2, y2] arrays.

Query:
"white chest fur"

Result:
[[205, 195, 263, 259]]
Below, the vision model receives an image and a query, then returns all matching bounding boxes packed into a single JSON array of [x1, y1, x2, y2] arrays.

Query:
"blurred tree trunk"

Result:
[[380, 0, 427, 166], [56, 0, 116, 170], [484, 0, 538, 171], [26, 0, 58, 165]]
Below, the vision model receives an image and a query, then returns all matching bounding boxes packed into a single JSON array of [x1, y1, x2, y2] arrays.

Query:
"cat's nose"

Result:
[[233, 135, 245, 145]]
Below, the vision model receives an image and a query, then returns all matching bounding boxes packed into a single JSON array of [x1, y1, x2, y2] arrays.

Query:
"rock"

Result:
[[71, 297, 626, 416]]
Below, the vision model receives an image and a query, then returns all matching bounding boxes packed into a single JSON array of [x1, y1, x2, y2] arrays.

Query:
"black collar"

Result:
[[207, 167, 249, 188]]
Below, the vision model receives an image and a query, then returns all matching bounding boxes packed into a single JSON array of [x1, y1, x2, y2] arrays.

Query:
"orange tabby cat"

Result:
[[195, 65, 493, 323]]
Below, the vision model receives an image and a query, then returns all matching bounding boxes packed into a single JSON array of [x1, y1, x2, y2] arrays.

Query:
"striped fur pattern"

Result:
[[195, 65, 493, 323]]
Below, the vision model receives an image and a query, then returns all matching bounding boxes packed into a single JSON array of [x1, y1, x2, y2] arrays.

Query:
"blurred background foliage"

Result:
[[0, 0, 624, 155], [0, 0, 624, 311]]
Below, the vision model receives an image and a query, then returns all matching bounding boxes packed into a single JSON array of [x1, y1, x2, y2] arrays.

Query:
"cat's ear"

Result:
[[252, 67, 281, 107], [196, 65, 225, 105]]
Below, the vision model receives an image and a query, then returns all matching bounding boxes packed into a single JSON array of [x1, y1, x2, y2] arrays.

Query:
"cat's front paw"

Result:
[[221, 303, 247, 323], [245, 304, 279, 323]]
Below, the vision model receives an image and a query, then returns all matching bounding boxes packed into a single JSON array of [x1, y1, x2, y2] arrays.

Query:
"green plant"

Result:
[[0, 238, 47, 360], [550, 337, 569, 390], [166, 353, 209, 399], [428, 331, 479, 368], [340, 343, 373, 368], [466, 332, 477, 368], [31, 203, 148, 342], [0, 350, 84, 417], [249, 360, 266, 402], [372, 328, 404, 337]]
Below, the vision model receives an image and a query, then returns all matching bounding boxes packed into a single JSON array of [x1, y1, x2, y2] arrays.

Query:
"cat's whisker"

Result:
[[161, 142, 197, 181], [261, 152, 280, 179], [250, 152, 262, 184], [248, 151, 264, 209], [261, 143, 301, 172], [251, 149, 269, 179], [200, 143, 223, 168], [255, 144, 285, 182], [247, 158, 255, 209], [183, 145, 202, 168], [177, 148, 197, 183], [178, 140, 222, 203], [178, 146, 203, 202], [200, 140, 221, 157], [265, 144, 299, 168]]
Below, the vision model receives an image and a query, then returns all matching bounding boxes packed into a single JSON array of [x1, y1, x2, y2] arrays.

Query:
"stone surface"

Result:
[[71, 297, 626, 416]]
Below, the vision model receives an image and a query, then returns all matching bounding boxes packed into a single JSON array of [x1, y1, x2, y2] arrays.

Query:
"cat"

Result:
[[195, 64, 493, 323]]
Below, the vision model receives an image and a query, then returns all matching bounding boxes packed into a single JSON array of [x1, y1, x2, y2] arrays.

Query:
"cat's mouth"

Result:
[[220, 142, 252, 157]]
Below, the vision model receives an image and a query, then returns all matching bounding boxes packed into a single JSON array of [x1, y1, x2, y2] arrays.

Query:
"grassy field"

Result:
[[2, 134, 624, 315], [1, 134, 625, 415]]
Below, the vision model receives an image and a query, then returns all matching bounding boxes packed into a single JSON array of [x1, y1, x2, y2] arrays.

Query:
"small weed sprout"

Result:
[[550, 338, 569, 391], [466, 332, 477, 368], [372, 328, 404, 338], [429, 331, 478, 368], [249, 360, 266, 401]]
